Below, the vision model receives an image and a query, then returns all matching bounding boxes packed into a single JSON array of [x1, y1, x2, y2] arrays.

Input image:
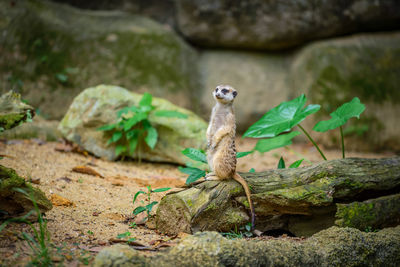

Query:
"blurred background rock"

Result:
[[1, 0, 399, 151]]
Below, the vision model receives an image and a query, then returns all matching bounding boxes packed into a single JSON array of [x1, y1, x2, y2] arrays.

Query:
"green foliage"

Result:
[[254, 132, 300, 153], [243, 94, 366, 161], [221, 223, 253, 239], [313, 97, 366, 158], [289, 159, 304, 168], [0, 187, 52, 266], [277, 157, 285, 169], [179, 147, 253, 184], [132, 185, 170, 221], [313, 97, 365, 132], [181, 148, 207, 164], [98, 92, 187, 159], [179, 166, 206, 184], [243, 94, 320, 138], [249, 168, 255, 173]]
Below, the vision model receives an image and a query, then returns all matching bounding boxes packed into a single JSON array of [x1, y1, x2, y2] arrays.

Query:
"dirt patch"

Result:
[[0, 138, 395, 265]]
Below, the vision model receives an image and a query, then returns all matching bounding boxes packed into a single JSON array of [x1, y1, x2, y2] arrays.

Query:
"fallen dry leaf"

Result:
[[72, 166, 104, 178], [50, 194, 75, 207]]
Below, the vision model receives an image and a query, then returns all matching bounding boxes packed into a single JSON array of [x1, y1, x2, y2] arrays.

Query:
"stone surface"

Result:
[[58, 85, 207, 164], [335, 193, 400, 231], [0, 115, 61, 141], [290, 32, 400, 151], [0, 0, 200, 119], [0, 165, 52, 217], [175, 0, 400, 50], [0, 91, 35, 132], [199, 50, 292, 131], [94, 226, 400, 267]]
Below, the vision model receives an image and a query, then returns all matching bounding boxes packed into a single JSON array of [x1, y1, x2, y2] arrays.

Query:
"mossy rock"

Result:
[[94, 226, 400, 267], [58, 84, 207, 164], [0, 165, 52, 217], [290, 32, 400, 151], [0, 0, 200, 119], [0, 91, 35, 132]]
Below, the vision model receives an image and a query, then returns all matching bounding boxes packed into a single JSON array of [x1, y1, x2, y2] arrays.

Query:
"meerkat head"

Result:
[[213, 85, 237, 104]]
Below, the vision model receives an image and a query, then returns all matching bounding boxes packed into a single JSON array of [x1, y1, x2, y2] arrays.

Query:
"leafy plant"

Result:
[[98, 93, 188, 160], [243, 94, 325, 160], [243, 94, 366, 162], [221, 223, 253, 239], [313, 97, 365, 158], [132, 185, 171, 221], [0, 187, 52, 266], [179, 148, 253, 185], [276, 157, 304, 169]]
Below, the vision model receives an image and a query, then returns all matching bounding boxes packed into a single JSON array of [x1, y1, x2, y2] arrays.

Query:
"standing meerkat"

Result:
[[206, 84, 255, 227]]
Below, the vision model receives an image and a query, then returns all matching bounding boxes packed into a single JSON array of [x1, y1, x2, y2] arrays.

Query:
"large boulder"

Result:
[[58, 85, 207, 164], [175, 0, 400, 50], [0, 0, 200, 119], [290, 32, 400, 151], [199, 50, 292, 131], [94, 226, 400, 267]]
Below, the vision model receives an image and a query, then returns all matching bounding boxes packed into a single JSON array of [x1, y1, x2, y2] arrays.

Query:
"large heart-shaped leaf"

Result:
[[313, 97, 365, 132], [181, 148, 207, 163], [243, 94, 320, 138], [236, 151, 253, 158], [254, 131, 300, 153]]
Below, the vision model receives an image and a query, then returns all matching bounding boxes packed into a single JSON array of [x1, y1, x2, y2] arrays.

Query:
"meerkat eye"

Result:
[[215, 88, 219, 92], [222, 89, 229, 94], [233, 91, 237, 97]]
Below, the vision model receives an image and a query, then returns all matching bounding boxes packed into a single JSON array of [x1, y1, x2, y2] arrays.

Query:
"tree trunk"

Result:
[[156, 157, 400, 236]]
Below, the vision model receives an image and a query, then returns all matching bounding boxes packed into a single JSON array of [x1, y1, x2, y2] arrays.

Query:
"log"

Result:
[[156, 157, 400, 236], [0, 91, 35, 131]]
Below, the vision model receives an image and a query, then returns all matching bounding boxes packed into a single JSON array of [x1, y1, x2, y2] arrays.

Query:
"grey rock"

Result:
[[0, 0, 200, 120], [176, 0, 400, 50], [58, 85, 207, 164]]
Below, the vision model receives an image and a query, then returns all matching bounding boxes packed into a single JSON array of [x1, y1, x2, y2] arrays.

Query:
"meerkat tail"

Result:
[[233, 173, 255, 228]]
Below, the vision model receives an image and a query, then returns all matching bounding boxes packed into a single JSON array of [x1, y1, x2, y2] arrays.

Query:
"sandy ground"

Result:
[[0, 138, 395, 266]]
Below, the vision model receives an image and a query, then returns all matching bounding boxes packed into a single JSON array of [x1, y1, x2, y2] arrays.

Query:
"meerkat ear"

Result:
[[233, 91, 237, 98]]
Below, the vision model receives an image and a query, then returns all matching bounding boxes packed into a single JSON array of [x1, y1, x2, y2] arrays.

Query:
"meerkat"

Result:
[[206, 85, 255, 228]]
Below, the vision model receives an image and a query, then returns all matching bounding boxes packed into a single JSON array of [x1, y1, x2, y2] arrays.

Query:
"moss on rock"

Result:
[[0, 165, 52, 216]]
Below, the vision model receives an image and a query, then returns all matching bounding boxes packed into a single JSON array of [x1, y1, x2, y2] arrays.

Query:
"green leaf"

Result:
[[179, 167, 206, 184], [313, 97, 366, 132], [181, 148, 207, 163], [133, 206, 147, 215], [145, 201, 159, 213], [254, 131, 300, 153], [143, 120, 158, 149], [97, 124, 116, 131], [117, 232, 131, 239], [243, 94, 320, 138], [278, 157, 285, 169], [236, 151, 253, 158], [139, 93, 152, 107], [55, 73, 68, 83], [133, 190, 146, 204], [289, 159, 304, 168], [152, 187, 171, 193], [128, 138, 138, 155], [154, 110, 188, 119], [117, 106, 140, 118], [115, 144, 126, 157], [111, 131, 123, 143], [123, 113, 147, 131], [249, 168, 255, 173]]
